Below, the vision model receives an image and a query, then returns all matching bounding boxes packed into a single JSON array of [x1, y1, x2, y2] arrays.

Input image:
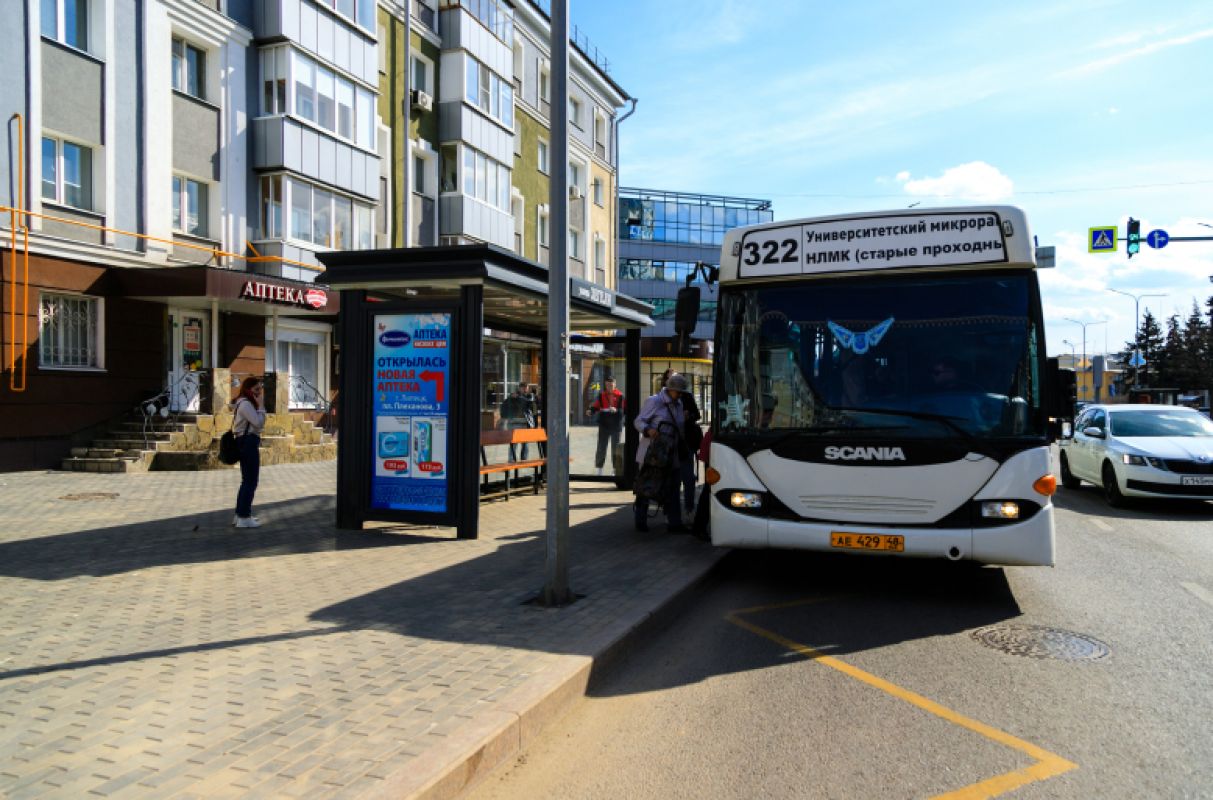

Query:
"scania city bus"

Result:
[[702, 206, 1060, 566]]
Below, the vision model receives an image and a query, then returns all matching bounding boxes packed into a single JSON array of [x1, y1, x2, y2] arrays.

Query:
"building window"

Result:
[[538, 206, 549, 247], [412, 55, 432, 95], [315, 0, 375, 33], [440, 144, 458, 192], [594, 112, 607, 157], [539, 60, 550, 105], [171, 37, 206, 100], [413, 154, 426, 193], [461, 0, 513, 42], [594, 236, 605, 273], [463, 54, 513, 128], [260, 175, 282, 238], [569, 228, 580, 260], [569, 161, 581, 194], [460, 144, 511, 211], [286, 48, 375, 150], [261, 47, 288, 115], [39, 292, 101, 369], [41, 0, 88, 51], [41, 136, 92, 210], [537, 139, 549, 174], [569, 96, 582, 129], [171, 176, 208, 237], [280, 176, 373, 250], [592, 177, 604, 206]]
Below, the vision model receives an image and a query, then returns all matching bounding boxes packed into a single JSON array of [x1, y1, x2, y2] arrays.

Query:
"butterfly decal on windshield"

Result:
[[828, 317, 894, 355], [718, 394, 750, 429]]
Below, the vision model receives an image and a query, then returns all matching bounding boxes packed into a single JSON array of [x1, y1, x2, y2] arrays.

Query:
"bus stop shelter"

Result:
[[318, 244, 653, 540]]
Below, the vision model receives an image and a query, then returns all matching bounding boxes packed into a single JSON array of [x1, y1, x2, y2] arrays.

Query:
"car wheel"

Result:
[[1059, 453, 1081, 489], [1101, 461, 1126, 508]]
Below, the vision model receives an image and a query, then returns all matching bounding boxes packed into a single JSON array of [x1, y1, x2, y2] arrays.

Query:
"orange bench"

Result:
[[479, 428, 547, 500]]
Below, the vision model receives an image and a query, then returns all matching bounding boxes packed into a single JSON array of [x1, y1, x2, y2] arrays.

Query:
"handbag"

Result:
[[217, 402, 241, 465], [633, 421, 679, 501]]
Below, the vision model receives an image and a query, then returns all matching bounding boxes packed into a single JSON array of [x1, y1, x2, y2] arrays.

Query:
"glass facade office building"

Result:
[[616, 187, 773, 414]]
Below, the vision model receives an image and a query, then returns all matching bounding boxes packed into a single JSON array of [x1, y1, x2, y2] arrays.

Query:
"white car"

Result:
[[1059, 403, 1213, 506]]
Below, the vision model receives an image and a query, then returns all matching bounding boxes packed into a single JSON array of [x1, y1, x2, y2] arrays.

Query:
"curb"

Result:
[[372, 547, 729, 800]]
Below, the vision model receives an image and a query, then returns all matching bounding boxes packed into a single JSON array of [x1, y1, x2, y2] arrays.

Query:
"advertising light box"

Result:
[[370, 312, 452, 513]]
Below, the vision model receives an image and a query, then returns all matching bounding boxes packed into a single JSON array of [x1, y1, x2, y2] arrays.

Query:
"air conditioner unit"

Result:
[[568, 185, 583, 200], [410, 89, 433, 112]]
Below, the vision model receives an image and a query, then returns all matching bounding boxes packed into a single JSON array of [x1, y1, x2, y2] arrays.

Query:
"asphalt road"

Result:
[[467, 488, 1213, 800]]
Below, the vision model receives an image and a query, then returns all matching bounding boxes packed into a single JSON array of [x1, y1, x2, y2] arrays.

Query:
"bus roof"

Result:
[[718, 205, 1036, 283]]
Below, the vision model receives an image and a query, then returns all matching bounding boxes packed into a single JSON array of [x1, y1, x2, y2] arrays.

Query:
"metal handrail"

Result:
[[288, 373, 336, 434], [135, 371, 204, 450]]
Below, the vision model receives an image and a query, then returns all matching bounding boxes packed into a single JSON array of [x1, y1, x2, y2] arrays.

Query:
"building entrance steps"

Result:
[[60, 408, 336, 472], [0, 462, 724, 799]]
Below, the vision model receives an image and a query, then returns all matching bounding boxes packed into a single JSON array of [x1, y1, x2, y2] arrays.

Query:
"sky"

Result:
[[570, 0, 1213, 358]]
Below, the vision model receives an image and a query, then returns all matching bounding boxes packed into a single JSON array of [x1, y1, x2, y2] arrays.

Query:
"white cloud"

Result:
[[1056, 27, 1213, 78], [896, 162, 1015, 202]]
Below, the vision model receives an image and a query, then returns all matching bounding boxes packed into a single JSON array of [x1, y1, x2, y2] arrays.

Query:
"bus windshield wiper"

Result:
[[755, 424, 909, 450], [824, 406, 993, 456]]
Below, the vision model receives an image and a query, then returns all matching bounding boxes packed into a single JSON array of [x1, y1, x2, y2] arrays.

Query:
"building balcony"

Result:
[[253, 116, 379, 201]]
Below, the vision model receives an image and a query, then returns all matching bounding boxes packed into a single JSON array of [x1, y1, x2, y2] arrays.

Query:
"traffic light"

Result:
[[1126, 217, 1141, 258]]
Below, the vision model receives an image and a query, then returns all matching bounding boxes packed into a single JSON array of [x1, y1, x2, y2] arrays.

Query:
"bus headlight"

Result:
[[729, 491, 764, 509], [981, 501, 1020, 519]]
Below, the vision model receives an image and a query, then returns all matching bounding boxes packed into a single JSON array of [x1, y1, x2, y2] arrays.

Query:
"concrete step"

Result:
[[113, 421, 191, 433], [93, 438, 175, 451], [150, 450, 225, 471], [60, 455, 150, 473]]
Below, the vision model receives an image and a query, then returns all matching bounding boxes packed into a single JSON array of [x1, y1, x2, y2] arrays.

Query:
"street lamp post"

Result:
[[1108, 288, 1166, 389], [1062, 339, 1076, 367], [1064, 318, 1107, 400]]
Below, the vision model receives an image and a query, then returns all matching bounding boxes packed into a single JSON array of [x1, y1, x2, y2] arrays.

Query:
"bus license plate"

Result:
[[1181, 476, 1213, 486], [831, 532, 904, 552]]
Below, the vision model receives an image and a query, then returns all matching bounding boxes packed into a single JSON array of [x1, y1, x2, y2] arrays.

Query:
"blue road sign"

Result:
[[1089, 226, 1117, 253], [1146, 229, 1170, 249], [1129, 350, 1146, 367]]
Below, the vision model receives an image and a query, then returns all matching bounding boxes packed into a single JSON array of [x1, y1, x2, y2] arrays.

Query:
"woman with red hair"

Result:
[[232, 376, 267, 528]]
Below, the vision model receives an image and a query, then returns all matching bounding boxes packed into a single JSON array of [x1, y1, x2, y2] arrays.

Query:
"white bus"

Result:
[[698, 206, 1062, 566]]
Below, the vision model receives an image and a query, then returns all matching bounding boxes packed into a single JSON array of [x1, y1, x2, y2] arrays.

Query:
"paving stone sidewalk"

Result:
[[0, 463, 722, 799]]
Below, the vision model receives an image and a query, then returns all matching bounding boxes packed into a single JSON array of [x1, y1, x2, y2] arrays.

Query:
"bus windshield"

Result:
[[716, 272, 1046, 440]]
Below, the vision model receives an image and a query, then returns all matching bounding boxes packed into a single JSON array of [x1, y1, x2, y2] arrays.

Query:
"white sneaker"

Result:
[[235, 516, 262, 529], [596, 467, 604, 476], [232, 515, 259, 527]]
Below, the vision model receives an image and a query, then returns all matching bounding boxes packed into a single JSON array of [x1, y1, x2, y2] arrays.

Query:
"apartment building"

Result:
[[0, 0, 628, 470], [0, 0, 380, 469]]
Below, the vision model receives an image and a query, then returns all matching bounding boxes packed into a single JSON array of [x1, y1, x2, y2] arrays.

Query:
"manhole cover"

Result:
[[970, 624, 1110, 661], [59, 492, 120, 501]]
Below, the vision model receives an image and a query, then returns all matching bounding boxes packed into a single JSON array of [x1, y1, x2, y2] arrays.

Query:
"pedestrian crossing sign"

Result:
[[1088, 226, 1118, 253]]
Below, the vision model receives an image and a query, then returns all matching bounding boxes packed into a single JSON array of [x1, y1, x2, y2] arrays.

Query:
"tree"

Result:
[[1135, 310, 1165, 388]]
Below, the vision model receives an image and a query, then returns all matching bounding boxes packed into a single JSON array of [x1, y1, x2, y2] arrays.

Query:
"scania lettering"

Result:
[[706, 206, 1063, 566], [824, 446, 907, 461]]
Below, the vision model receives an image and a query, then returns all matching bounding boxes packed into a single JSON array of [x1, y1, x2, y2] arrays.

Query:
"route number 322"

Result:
[[742, 237, 799, 265]]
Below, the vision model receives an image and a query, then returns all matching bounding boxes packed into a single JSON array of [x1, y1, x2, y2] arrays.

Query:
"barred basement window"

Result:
[[39, 293, 102, 369]]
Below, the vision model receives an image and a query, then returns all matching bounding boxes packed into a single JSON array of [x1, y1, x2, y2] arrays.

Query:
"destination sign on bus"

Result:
[[736, 211, 1010, 278]]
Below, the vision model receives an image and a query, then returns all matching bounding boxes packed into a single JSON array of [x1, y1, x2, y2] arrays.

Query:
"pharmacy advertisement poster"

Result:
[[370, 312, 451, 513]]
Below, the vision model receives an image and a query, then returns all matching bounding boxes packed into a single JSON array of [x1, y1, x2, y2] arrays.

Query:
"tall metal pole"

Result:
[[543, 0, 572, 606], [1108, 288, 1165, 389], [1065, 318, 1106, 400]]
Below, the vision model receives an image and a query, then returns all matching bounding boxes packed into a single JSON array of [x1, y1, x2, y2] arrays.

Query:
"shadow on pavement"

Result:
[[588, 549, 1023, 698], [1053, 486, 1213, 520], [0, 495, 439, 580]]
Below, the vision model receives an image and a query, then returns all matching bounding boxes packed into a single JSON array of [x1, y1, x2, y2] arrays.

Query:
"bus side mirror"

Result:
[[674, 286, 700, 338]]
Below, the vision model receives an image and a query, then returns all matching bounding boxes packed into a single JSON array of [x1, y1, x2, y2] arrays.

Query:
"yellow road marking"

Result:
[[725, 599, 1077, 799]]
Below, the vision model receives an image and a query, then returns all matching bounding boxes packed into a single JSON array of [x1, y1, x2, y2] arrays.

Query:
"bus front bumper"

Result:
[[709, 496, 1055, 567]]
